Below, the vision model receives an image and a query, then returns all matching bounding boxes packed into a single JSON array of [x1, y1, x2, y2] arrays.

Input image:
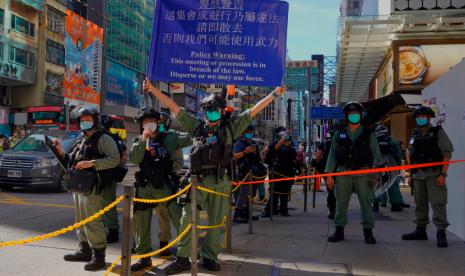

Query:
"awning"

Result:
[[337, 13, 465, 103], [362, 93, 406, 126]]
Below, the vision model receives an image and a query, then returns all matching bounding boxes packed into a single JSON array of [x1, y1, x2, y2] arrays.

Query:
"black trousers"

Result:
[[265, 179, 293, 214], [327, 188, 336, 210]]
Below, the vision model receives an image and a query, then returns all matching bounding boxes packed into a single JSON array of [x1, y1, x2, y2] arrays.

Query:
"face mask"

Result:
[[244, 133, 254, 140], [158, 123, 166, 133], [347, 113, 361, 124], [80, 121, 94, 131], [416, 118, 428, 127], [205, 110, 221, 122], [144, 123, 158, 132]]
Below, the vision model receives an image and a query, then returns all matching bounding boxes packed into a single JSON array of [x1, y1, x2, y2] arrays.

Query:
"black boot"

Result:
[[160, 241, 171, 257], [328, 227, 345, 242], [164, 256, 191, 275], [131, 257, 152, 272], [363, 228, 377, 244], [84, 248, 106, 271], [373, 202, 380, 213], [328, 208, 335, 220], [106, 229, 119, 243], [202, 257, 221, 271], [63, 241, 92, 262], [437, 230, 448, 248], [402, 227, 428, 241], [390, 205, 403, 212]]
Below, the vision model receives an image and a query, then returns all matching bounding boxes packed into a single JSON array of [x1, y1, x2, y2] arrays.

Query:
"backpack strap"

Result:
[[89, 131, 105, 157]]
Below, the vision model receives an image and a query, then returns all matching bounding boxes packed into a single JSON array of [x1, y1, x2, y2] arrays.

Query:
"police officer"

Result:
[[144, 80, 285, 274], [129, 107, 191, 271], [263, 127, 300, 217], [232, 125, 264, 223], [402, 106, 454, 248], [99, 115, 127, 243], [57, 105, 120, 271], [313, 132, 335, 219], [325, 102, 382, 244], [372, 124, 408, 212]]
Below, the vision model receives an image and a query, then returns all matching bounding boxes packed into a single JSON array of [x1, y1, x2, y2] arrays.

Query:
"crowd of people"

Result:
[[49, 80, 454, 273]]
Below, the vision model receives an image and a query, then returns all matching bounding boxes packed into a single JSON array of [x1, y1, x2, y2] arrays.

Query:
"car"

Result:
[[0, 130, 82, 191]]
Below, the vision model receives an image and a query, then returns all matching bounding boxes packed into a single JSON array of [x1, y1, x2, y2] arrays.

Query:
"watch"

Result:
[[440, 172, 448, 178], [398, 46, 430, 85]]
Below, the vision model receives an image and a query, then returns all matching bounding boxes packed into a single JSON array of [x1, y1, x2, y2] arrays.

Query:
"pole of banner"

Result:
[[226, 193, 232, 253], [248, 183, 253, 234], [269, 180, 274, 221], [312, 170, 317, 208], [190, 175, 199, 276], [121, 185, 134, 276], [303, 167, 308, 213]]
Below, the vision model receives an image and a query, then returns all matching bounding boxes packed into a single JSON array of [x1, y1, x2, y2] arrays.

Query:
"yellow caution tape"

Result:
[[133, 184, 192, 203], [0, 195, 125, 248], [196, 186, 229, 198], [231, 173, 250, 193], [197, 217, 227, 229]]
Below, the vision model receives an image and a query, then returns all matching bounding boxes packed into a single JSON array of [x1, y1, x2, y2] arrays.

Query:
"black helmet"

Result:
[[70, 105, 100, 123], [413, 106, 435, 118], [100, 115, 112, 130], [160, 111, 172, 130], [374, 124, 389, 138], [343, 102, 364, 114], [135, 107, 160, 123], [200, 94, 226, 111]]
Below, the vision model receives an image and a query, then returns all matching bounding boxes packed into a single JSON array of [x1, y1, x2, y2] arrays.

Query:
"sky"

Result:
[[286, 0, 340, 60]]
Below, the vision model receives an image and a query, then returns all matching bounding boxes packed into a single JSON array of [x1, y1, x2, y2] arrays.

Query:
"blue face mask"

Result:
[[416, 118, 428, 127], [80, 121, 94, 131], [244, 133, 254, 140], [205, 110, 221, 122], [158, 123, 165, 133], [347, 113, 361, 124]]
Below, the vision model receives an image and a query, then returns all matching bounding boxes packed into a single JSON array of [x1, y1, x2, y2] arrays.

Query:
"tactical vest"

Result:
[[409, 126, 443, 164], [377, 135, 392, 155], [137, 133, 173, 189], [190, 120, 233, 172], [334, 127, 373, 169]]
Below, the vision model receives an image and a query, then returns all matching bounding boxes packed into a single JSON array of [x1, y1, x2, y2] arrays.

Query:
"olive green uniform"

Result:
[[129, 130, 191, 254], [101, 180, 119, 232], [325, 126, 382, 229], [409, 126, 454, 230], [74, 133, 120, 249], [377, 139, 405, 205], [175, 108, 251, 261]]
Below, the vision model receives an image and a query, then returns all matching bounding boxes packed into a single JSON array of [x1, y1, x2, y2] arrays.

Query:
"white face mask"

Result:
[[144, 123, 158, 133]]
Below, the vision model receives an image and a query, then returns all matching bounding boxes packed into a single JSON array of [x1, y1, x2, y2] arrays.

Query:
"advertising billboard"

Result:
[[64, 10, 103, 107], [395, 41, 465, 90], [375, 55, 394, 98], [105, 60, 141, 108], [285, 67, 309, 92], [14, 0, 45, 11]]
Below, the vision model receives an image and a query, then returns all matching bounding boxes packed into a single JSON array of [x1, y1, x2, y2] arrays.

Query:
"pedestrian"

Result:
[[372, 124, 410, 213], [232, 125, 264, 223], [402, 106, 454, 248], [312, 132, 335, 219], [262, 127, 301, 217], [143, 79, 285, 274], [129, 107, 191, 271], [325, 102, 382, 244], [56, 105, 120, 271], [99, 115, 127, 243]]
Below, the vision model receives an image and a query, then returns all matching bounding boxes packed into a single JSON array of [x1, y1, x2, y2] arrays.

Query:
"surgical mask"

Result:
[[347, 113, 361, 124], [144, 123, 158, 132], [205, 110, 221, 122], [244, 133, 254, 140], [80, 121, 94, 131], [158, 123, 166, 133], [416, 118, 428, 127]]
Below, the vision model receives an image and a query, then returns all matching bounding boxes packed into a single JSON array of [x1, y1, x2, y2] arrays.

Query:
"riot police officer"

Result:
[[325, 102, 382, 244], [232, 125, 264, 223], [143, 80, 285, 274], [372, 124, 408, 212], [402, 106, 454, 248], [57, 105, 120, 271], [129, 107, 191, 271]]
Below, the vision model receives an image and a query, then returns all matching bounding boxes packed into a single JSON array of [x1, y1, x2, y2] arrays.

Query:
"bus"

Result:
[[107, 115, 127, 141], [27, 106, 66, 130]]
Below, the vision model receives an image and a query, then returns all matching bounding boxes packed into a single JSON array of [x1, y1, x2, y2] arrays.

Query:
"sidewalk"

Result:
[[1, 187, 465, 276]]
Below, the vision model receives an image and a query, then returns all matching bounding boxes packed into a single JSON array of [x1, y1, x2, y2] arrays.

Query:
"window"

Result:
[[0, 9, 4, 26], [11, 14, 35, 37], [46, 40, 65, 65], [47, 7, 65, 34], [10, 47, 35, 68]]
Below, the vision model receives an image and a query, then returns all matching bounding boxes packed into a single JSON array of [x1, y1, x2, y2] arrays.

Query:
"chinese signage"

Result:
[[105, 60, 141, 107], [64, 10, 103, 107], [396, 43, 465, 89], [14, 0, 45, 11], [45, 72, 64, 96], [375, 56, 393, 98], [148, 0, 289, 86], [311, 107, 344, 120], [286, 60, 317, 68], [285, 67, 309, 91]]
